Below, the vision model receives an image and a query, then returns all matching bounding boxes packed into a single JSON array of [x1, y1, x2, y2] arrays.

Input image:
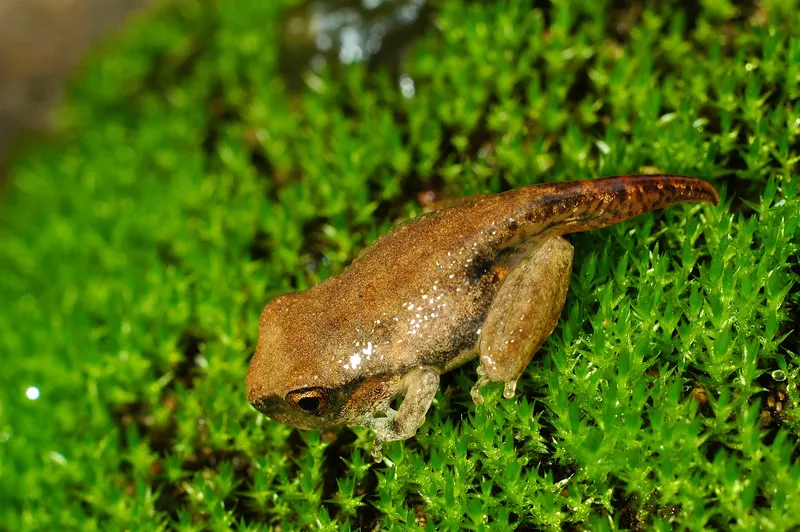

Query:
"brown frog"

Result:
[[246, 175, 719, 459]]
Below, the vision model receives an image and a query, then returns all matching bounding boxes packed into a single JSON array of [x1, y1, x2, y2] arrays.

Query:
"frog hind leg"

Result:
[[471, 236, 573, 405], [365, 366, 439, 461]]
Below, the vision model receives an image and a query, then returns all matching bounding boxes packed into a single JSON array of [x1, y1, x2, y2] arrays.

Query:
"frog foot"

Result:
[[471, 365, 518, 404], [470, 365, 490, 405], [503, 379, 517, 399], [369, 415, 394, 461]]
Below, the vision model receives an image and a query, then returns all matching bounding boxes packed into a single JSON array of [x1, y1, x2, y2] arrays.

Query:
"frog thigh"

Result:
[[471, 236, 573, 404]]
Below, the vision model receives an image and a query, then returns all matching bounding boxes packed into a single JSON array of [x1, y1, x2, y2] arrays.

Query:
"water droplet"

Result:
[[399, 74, 415, 98]]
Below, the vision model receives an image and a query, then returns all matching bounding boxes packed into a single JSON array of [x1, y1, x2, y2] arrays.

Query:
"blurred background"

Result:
[[0, 0, 150, 168], [0, 0, 433, 172]]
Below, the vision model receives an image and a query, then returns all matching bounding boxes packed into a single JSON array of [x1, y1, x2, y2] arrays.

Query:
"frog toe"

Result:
[[503, 379, 517, 399], [470, 367, 490, 405]]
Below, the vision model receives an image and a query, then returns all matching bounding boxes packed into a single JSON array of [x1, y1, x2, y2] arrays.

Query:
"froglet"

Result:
[[246, 175, 719, 459]]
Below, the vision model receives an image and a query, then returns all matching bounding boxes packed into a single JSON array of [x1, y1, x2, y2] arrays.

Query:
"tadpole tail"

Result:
[[510, 174, 720, 238]]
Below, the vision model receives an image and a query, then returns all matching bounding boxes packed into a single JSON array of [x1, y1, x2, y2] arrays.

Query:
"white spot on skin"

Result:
[[26, 387, 40, 400], [362, 342, 374, 358], [349, 353, 362, 369]]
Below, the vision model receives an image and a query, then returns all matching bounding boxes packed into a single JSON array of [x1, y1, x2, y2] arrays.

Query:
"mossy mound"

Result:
[[1, 0, 799, 529]]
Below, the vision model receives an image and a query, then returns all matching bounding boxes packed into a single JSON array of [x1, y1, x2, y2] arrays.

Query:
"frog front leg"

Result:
[[471, 236, 573, 404], [363, 366, 439, 460]]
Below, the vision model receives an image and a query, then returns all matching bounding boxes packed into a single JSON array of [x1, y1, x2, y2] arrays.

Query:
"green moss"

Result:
[[1, 0, 799, 529]]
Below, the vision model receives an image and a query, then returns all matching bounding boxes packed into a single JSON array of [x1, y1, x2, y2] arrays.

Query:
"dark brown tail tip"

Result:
[[634, 174, 720, 207], [700, 182, 720, 206], [692, 178, 720, 206]]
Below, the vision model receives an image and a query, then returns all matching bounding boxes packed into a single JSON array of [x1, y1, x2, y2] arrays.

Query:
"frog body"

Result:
[[246, 175, 719, 459]]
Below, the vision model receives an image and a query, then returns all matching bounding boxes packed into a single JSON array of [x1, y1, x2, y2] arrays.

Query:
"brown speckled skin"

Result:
[[246, 175, 719, 446]]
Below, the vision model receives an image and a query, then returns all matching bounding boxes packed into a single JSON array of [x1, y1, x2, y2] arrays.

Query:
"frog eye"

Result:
[[286, 387, 330, 415]]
